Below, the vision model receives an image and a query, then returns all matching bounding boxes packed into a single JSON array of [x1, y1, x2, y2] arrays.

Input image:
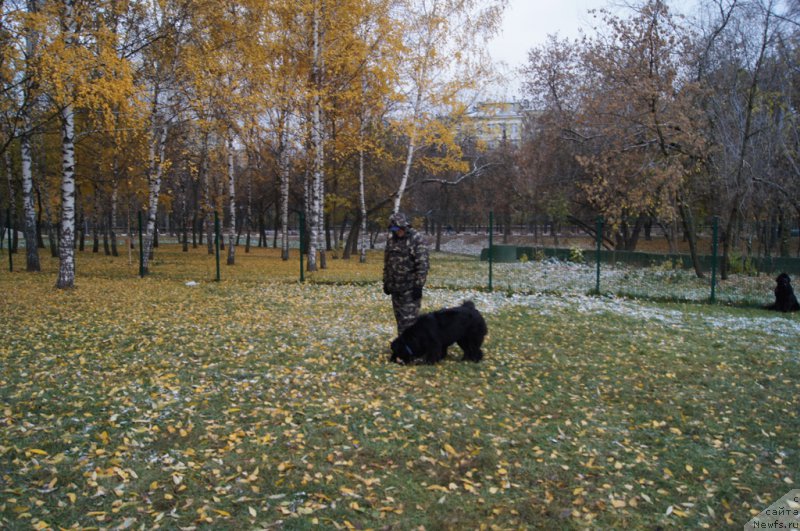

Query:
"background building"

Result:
[[462, 101, 529, 148]]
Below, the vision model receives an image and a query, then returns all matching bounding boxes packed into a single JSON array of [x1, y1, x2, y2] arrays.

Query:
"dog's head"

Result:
[[390, 336, 415, 364], [776, 272, 792, 289]]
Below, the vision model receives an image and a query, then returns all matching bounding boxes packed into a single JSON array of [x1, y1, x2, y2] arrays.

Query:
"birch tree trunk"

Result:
[[55, 0, 78, 289], [393, 86, 423, 214], [307, 0, 324, 272], [226, 134, 236, 265], [110, 153, 119, 256], [245, 151, 253, 253], [56, 102, 76, 289], [21, 134, 40, 270], [357, 73, 369, 263], [21, 0, 42, 272], [198, 132, 214, 255], [141, 123, 168, 274], [358, 143, 368, 263], [279, 120, 290, 260]]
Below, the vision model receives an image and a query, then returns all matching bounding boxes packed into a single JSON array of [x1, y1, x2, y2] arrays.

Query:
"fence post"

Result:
[[595, 216, 603, 294], [214, 211, 221, 282], [299, 211, 305, 282], [137, 211, 144, 278], [488, 210, 494, 292], [710, 216, 719, 303]]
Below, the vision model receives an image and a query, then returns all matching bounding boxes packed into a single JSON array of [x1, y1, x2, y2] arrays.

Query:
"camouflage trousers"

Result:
[[391, 290, 421, 335]]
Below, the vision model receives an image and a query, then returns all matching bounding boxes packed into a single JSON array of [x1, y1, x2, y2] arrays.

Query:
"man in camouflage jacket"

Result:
[[383, 212, 429, 334]]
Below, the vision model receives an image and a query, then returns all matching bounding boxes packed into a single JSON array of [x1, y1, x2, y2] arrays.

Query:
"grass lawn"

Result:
[[1, 245, 798, 529]]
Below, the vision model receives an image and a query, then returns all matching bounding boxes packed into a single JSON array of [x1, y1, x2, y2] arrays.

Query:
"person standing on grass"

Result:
[[383, 212, 429, 334]]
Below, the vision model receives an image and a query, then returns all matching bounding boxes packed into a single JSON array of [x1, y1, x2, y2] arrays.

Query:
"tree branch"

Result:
[[419, 160, 499, 186], [753, 176, 800, 216]]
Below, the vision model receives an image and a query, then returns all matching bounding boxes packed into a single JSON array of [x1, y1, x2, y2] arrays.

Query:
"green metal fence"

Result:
[[479, 214, 800, 304]]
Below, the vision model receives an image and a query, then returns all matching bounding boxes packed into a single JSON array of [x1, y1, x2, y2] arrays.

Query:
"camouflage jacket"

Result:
[[383, 229, 429, 294]]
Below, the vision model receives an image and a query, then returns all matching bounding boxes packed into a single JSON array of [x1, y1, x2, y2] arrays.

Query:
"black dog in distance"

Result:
[[767, 272, 800, 312], [390, 300, 487, 365]]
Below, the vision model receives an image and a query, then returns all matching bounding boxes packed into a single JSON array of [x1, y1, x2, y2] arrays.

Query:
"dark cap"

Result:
[[388, 212, 410, 229]]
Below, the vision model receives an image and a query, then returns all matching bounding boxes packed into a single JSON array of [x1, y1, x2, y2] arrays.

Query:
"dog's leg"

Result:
[[458, 340, 482, 362], [424, 341, 443, 364]]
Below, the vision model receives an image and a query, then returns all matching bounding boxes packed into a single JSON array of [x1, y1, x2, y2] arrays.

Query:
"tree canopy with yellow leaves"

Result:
[[0, 0, 507, 286]]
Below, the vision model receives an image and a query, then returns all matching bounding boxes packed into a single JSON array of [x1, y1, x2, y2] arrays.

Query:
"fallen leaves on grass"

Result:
[[0, 246, 797, 529]]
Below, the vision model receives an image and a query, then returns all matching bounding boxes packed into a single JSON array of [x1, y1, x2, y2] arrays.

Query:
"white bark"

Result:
[[358, 75, 368, 263], [56, 102, 76, 289], [198, 132, 213, 254], [358, 145, 368, 263], [110, 153, 119, 256], [226, 134, 236, 265], [56, 0, 77, 289], [393, 86, 423, 214], [245, 147, 254, 253], [21, 0, 42, 272], [279, 123, 290, 260], [21, 131, 39, 271], [142, 122, 168, 273], [307, 0, 324, 272]]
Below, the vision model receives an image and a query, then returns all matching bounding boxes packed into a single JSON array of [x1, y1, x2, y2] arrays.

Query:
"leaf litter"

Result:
[[0, 247, 797, 529]]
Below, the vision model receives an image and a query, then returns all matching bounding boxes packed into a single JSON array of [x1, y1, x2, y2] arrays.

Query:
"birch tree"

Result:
[[36, 0, 131, 287], [305, 0, 325, 271], [226, 133, 236, 264], [391, 0, 506, 214], [139, 0, 193, 274], [1, 0, 47, 270], [20, 0, 43, 272]]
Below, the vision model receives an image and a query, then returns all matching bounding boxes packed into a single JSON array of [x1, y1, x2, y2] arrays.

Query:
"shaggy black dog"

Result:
[[767, 272, 800, 312], [390, 301, 487, 365]]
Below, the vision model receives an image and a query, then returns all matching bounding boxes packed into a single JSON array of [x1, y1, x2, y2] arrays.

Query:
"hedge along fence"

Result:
[[480, 245, 800, 276], [480, 238, 799, 304]]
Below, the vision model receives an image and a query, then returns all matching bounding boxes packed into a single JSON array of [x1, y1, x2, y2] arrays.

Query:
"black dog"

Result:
[[390, 301, 487, 364], [767, 272, 800, 312]]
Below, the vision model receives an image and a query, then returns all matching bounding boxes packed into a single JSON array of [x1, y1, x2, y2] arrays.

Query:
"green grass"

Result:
[[1, 245, 798, 529]]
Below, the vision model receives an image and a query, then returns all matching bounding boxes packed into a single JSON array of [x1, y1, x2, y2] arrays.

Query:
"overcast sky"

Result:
[[484, 0, 697, 99], [484, 0, 610, 98]]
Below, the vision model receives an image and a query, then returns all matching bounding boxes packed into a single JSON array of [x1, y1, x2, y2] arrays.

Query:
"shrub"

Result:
[[728, 250, 758, 276], [568, 247, 585, 264]]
